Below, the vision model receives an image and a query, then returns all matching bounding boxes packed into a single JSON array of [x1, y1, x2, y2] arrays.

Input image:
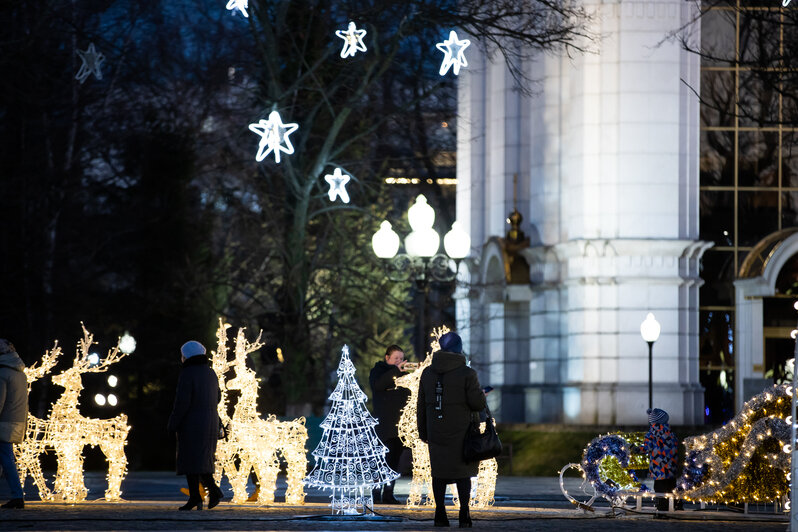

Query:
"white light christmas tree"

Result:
[[436, 30, 470, 76], [304, 345, 399, 515], [335, 21, 367, 58], [324, 167, 351, 203]]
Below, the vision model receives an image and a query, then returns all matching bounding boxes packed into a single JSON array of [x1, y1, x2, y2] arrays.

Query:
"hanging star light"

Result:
[[395, 326, 498, 509], [305, 345, 399, 514], [226, 0, 248, 17], [436, 30, 470, 76], [324, 167, 351, 203], [335, 21, 367, 58], [248, 110, 299, 163], [211, 319, 308, 505], [75, 43, 105, 84]]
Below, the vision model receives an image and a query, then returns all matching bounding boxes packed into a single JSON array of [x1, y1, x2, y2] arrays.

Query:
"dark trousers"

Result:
[[432, 477, 471, 517], [186, 473, 217, 500], [654, 478, 676, 511]]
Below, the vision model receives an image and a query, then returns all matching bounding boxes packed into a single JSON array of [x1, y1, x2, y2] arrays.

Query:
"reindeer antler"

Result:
[[73, 323, 129, 374], [24, 341, 62, 386]]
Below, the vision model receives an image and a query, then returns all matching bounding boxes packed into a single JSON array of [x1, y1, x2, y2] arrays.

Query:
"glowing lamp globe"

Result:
[[640, 313, 661, 343], [405, 228, 440, 257], [119, 333, 136, 354], [88, 353, 100, 366], [108, 375, 118, 387], [371, 221, 400, 259], [407, 195, 435, 232], [107, 394, 118, 406], [94, 393, 106, 406], [443, 221, 470, 259]]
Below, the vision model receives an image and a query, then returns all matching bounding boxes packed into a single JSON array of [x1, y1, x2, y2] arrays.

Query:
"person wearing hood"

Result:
[[0, 339, 27, 509], [369, 344, 410, 504], [637, 407, 681, 511], [167, 340, 224, 511], [417, 332, 486, 528]]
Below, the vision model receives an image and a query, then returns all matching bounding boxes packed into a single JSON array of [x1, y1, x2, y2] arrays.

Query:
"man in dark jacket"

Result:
[[0, 339, 27, 509], [369, 344, 410, 504]]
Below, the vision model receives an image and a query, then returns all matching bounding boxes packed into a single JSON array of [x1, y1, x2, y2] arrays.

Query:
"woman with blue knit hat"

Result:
[[417, 331, 486, 527], [637, 407, 680, 511], [167, 340, 224, 511]]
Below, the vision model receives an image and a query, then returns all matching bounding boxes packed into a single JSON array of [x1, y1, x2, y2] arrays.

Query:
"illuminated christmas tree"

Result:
[[304, 345, 399, 514]]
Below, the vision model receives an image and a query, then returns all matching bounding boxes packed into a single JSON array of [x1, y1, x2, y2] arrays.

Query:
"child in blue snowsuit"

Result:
[[638, 408, 680, 511]]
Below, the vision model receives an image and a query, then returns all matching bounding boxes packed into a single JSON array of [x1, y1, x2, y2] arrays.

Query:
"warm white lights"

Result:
[[15, 325, 130, 502], [335, 21, 367, 58], [640, 313, 661, 343], [94, 394, 107, 406], [396, 327, 497, 509], [75, 43, 104, 84], [212, 320, 308, 505], [436, 30, 470, 76], [305, 345, 399, 514], [443, 221, 471, 260], [107, 394, 118, 406], [324, 167, 351, 203], [248, 111, 299, 163]]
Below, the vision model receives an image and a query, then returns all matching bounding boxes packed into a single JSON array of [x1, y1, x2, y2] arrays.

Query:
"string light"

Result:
[[16, 325, 130, 502], [304, 345, 399, 514], [395, 326, 498, 509], [212, 320, 308, 505], [335, 21, 367, 58]]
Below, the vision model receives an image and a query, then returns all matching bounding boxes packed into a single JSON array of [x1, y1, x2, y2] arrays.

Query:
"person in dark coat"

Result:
[[0, 339, 27, 509], [417, 332, 486, 528], [167, 341, 224, 511], [369, 344, 410, 504]]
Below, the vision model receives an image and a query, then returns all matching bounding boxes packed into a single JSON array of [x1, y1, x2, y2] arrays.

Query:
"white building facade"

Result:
[[456, 0, 712, 425]]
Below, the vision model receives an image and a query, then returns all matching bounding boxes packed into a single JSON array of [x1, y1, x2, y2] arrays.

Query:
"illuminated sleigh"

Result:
[[560, 384, 792, 511]]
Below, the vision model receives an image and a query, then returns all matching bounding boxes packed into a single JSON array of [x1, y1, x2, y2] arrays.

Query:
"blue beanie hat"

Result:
[[439, 332, 463, 354], [647, 408, 669, 425], [181, 340, 206, 358]]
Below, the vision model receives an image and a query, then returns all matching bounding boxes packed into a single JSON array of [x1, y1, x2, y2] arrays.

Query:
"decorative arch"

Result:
[[734, 229, 798, 410]]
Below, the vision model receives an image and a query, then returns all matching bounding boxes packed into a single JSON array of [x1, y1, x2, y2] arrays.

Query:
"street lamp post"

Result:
[[371, 195, 470, 358], [640, 313, 661, 411]]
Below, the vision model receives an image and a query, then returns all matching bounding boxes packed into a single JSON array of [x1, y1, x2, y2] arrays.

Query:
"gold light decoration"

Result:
[[15, 325, 130, 503], [212, 319, 308, 505], [395, 326, 498, 509]]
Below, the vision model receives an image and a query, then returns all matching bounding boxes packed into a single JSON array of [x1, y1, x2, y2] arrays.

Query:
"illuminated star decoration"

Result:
[[75, 43, 105, 84], [248, 111, 299, 163], [226, 0, 248, 17], [324, 167, 351, 203], [335, 21, 367, 58], [436, 30, 470, 76]]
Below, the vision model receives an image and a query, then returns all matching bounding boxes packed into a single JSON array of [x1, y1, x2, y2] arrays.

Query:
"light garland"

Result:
[[75, 43, 104, 84], [436, 30, 470, 76], [226, 0, 248, 17], [16, 325, 130, 503], [324, 167, 351, 203], [335, 21, 367, 58], [395, 326, 498, 509], [248, 110, 299, 163], [304, 345, 399, 515], [212, 320, 308, 505]]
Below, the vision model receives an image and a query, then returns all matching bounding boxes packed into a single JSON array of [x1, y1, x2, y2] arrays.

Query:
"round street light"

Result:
[[119, 333, 136, 355], [371, 221, 400, 259], [640, 313, 661, 411]]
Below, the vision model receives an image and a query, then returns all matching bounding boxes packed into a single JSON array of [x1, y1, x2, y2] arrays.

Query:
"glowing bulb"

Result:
[[94, 393, 106, 406], [87, 353, 100, 366], [119, 333, 136, 354], [108, 375, 118, 387], [107, 394, 118, 406]]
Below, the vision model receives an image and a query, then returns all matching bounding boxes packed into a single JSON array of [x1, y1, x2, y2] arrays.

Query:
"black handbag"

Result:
[[463, 405, 502, 463]]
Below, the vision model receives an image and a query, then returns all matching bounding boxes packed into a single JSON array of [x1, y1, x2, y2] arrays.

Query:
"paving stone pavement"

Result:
[[0, 473, 789, 531]]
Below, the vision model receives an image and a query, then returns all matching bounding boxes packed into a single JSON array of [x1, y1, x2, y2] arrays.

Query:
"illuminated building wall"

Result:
[[457, 0, 708, 425]]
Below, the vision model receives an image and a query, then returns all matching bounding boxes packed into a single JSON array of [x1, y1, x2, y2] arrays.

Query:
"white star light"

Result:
[[75, 43, 105, 84], [248, 111, 299, 164], [335, 21, 367, 58], [324, 167, 351, 203], [226, 0, 249, 17], [436, 30, 470, 76]]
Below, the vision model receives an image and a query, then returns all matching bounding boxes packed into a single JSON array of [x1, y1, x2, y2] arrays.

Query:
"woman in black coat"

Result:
[[417, 332, 486, 528], [167, 341, 224, 511]]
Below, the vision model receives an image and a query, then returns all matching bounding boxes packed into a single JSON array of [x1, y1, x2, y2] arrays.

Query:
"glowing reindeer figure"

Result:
[[14, 341, 63, 501], [213, 322, 308, 505], [395, 326, 498, 509], [47, 326, 131, 502]]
